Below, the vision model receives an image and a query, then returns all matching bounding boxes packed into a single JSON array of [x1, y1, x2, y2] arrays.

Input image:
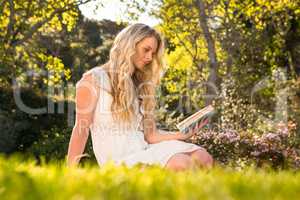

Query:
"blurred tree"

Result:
[[35, 14, 125, 87], [0, 0, 92, 87], [0, 0, 126, 156], [122, 0, 300, 132]]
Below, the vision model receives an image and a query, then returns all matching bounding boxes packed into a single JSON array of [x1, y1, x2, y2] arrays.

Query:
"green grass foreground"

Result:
[[0, 154, 300, 200]]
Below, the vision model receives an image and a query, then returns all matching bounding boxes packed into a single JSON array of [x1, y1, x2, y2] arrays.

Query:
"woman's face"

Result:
[[132, 36, 158, 71]]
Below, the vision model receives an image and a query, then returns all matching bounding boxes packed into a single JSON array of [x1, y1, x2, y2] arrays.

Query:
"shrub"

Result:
[[192, 121, 300, 170], [25, 126, 96, 164], [0, 87, 73, 155]]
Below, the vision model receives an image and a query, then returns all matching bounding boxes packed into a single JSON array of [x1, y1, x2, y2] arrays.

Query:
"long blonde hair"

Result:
[[103, 23, 165, 124]]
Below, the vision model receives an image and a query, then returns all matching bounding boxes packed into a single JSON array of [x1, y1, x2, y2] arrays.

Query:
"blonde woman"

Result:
[[66, 23, 213, 171]]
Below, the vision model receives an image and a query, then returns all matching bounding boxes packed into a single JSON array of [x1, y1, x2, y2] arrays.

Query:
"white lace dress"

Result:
[[79, 67, 205, 168]]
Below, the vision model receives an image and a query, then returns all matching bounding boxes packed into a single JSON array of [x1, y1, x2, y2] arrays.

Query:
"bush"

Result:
[[0, 86, 71, 154], [192, 121, 300, 170], [25, 126, 97, 164]]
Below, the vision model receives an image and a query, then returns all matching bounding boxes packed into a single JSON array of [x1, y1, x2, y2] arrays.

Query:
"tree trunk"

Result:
[[195, 0, 219, 106], [286, 17, 300, 78]]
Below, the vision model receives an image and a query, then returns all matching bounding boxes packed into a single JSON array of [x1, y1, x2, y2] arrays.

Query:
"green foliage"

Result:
[[0, 0, 126, 160], [26, 126, 96, 163], [47, 17, 125, 83], [0, 0, 85, 86], [1, 154, 300, 200], [0, 86, 69, 153], [125, 0, 300, 137]]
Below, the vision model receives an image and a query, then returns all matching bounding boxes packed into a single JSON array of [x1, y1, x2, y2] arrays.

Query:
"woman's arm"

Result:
[[145, 129, 182, 144], [143, 114, 209, 144], [67, 123, 90, 167], [66, 73, 99, 167], [142, 114, 182, 144]]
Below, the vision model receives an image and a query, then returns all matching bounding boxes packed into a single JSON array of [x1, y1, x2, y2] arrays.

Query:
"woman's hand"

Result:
[[176, 118, 209, 141]]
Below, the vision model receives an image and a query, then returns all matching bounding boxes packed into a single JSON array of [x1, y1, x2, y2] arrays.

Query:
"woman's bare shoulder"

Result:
[[76, 64, 112, 95], [76, 65, 104, 84], [83, 65, 106, 76]]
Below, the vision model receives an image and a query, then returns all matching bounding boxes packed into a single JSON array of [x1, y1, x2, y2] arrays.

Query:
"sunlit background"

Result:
[[79, 0, 160, 26]]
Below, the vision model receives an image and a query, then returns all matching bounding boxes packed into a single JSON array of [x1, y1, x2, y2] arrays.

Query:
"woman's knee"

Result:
[[191, 149, 214, 168], [165, 153, 193, 171]]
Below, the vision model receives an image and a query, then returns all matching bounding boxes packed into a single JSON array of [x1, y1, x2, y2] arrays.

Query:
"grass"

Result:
[[0, 154, 300, 200]]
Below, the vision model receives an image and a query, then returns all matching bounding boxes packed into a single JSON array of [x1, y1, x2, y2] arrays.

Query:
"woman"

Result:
[[66, 23, 213, 171]]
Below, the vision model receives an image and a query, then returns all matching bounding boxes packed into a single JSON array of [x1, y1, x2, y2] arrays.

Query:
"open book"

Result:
[[176, 105, 215, 134]]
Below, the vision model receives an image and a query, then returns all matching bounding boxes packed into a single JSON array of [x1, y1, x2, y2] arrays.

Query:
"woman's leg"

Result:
[[186, 148, 214, 169], [164, 149, 214, 172], [164, 153, 194, 172]]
